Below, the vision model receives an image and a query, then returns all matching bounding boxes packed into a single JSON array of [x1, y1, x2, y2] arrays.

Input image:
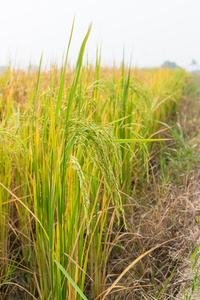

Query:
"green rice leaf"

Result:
[[55, 260, 88, 300]]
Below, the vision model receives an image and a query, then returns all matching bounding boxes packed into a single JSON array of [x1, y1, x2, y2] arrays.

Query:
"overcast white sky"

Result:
[[0, 0, 200, 69]]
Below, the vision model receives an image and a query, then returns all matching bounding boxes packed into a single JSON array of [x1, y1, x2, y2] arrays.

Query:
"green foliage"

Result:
[[159, 123, 200, 184]]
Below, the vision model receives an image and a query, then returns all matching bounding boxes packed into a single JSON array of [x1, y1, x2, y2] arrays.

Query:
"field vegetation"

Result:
[[0, 25, 196, 299]]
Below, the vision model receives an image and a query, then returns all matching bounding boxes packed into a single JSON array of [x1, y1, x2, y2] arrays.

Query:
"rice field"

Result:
[[0, 26, 189, 299]]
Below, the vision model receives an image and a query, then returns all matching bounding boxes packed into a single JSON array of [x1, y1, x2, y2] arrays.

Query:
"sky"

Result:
[[0, 0, 200, 69]]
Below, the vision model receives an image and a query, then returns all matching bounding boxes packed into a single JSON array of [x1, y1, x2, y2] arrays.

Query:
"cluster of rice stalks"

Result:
[[0, 25, 188, 299]]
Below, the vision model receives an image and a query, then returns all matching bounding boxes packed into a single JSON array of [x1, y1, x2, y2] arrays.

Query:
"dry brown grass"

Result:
[[103, 172, 200, 299]]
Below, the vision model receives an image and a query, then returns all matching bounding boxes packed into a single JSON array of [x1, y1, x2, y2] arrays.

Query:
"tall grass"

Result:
[[0, 25, 188, 299]]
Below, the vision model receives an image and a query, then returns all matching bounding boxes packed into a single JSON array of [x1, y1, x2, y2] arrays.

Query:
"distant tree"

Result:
[[161, 61, 179, 69], [191, 59, 197, 65], [187, 59, 200, 73]]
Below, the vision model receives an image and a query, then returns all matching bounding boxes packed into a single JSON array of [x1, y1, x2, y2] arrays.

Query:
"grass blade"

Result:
[[55, 260, 88, 300]]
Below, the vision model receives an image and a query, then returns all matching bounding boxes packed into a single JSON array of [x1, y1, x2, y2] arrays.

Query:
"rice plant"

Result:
[[0, 24, 188, 299]]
